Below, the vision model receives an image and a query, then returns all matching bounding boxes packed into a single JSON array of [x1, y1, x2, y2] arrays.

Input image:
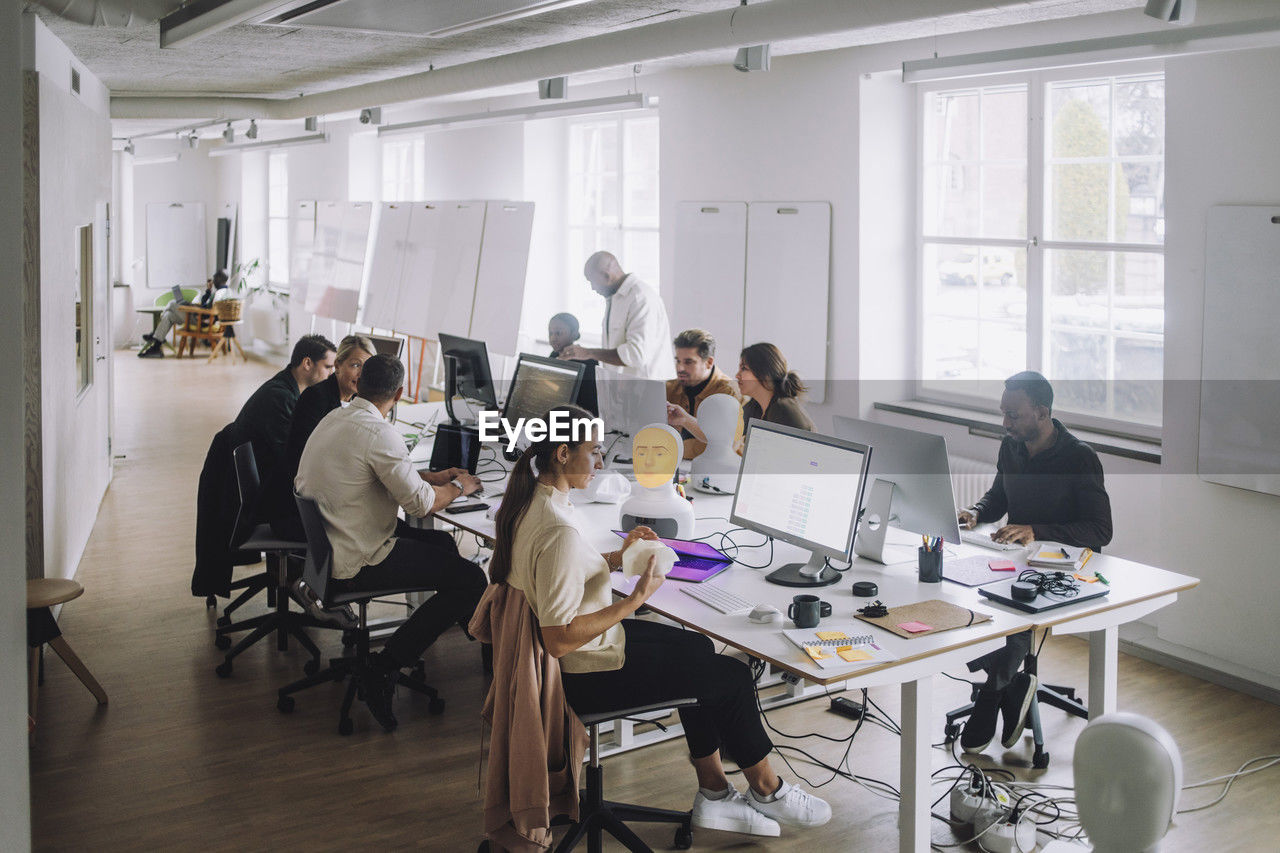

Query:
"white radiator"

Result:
[[950, 455, 997, 509]]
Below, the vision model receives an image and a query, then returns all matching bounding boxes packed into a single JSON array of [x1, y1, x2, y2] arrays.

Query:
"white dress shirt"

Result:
[[602, 273, 674, 380], [295, 396, 435, 580]]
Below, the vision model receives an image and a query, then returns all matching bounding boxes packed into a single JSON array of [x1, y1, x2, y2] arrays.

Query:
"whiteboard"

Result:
[[469, 201, 535, 355], [307, 201, 370, 322], [361, 202, 411, 330], [674, 202, 747, 362], [1198, 204, 1280, 496], [425, 202, 486, 340], [744, 202, 831, 403], [145, 201, 206, 291]]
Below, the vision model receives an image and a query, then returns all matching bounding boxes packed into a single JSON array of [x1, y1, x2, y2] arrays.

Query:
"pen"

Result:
[[1079, 550, 1093, 568], [1094, 571, 1110, 585]]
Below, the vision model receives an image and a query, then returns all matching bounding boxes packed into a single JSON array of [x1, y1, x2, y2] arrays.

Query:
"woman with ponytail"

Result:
[[666, 342, 814, 447], [493, 405, 831, 837]]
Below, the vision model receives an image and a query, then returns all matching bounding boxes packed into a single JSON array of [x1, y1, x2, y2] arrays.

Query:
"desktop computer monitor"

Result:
[[365, 334, 405, 359], [832, 416, 963, 564], [730, 421, 872, 588], [438, 332, 498, 423], [500, 353, 586, 459]]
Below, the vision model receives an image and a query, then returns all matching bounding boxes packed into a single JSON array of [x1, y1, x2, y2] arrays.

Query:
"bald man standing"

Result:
[[559, 251, 674, 381]]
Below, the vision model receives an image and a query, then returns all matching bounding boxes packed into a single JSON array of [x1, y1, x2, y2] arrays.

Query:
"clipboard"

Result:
[[854, 599, 993, 639]]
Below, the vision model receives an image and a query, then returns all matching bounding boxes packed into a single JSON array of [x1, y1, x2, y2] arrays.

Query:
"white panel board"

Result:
[[674, 202, 747, 362], [361, 202, 411, 330], [469, 201, 535, 355], [307, 201, 370, 323], [425, 201, 486, 340], [744, 202, 831, 403], [145, 201, 206, 291], [1198, 204, 1280, 496]]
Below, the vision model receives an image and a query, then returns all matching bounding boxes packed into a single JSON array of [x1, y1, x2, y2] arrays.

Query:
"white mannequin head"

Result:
[[691, 394, 743, 494], [1073, 713, 1182, 853], [697, 394, 741, 449]]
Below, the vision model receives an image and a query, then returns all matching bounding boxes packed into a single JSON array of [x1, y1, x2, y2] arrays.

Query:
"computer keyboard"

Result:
[[681, 584, 754, 614], [960, 530, 1025, 552]]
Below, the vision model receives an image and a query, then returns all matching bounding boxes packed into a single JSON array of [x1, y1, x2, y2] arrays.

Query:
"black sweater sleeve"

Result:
[[1030, 445, 1113, 551]]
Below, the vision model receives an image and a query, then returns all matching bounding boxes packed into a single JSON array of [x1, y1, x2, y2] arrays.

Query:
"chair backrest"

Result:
[[294, 494, 335, 604], [155, 287, 198, 308], [229, 442, 260, 547]]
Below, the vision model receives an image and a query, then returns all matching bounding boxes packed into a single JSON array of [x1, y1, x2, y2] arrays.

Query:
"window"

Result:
[[381, 136, 424, 202], [919, 67, 1164, 430], [567, 114, 659, 341], [267, 150, 289, 286]]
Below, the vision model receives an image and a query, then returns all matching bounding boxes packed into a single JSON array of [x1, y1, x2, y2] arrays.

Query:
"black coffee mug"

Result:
[[788, 594, 832, 629]]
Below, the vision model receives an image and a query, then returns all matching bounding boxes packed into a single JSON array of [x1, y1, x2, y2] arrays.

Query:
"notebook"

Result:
[[1026, 543, 1093, 571], [854, 599, 993, 639], [780, 626, 898, 671], [978, 577, 1110, 613], [943, 553, 1030, 587], [610, 531, 733, 582]]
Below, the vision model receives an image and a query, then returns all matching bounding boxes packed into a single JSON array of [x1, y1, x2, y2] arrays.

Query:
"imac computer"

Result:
[[499, 354, 586, 460], [365, 334, 405, 359], [730, 421, 873, 588], [832, 416, 962, 564], [438, 333, 498, 425]]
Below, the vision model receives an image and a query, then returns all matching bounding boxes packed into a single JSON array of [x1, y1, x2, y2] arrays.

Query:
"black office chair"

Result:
[[943, 649, 1088, 769], [276, 494, 443, 735], [213, 444, 319, 678]]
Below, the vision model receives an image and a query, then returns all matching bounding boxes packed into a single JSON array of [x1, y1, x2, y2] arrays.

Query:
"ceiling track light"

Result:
[[207, 132, 330, 157], [222, 122, 234, 143], [378, 93, 653, 136], [734, 44, 770, 72], [246, 119, 258, 139], [123, 139, 134, 155], [1144, 0, 1195, 24]]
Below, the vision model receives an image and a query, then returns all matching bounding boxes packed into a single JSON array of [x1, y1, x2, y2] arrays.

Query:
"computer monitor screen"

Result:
[[730, 421, 872, 587], [501, 354, 586, 425], [438, 332, 498, 410], [832, 416, 962, 563], [365, 334, 405, 359]]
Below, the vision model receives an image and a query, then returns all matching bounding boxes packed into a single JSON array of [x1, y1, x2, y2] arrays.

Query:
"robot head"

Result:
[[632, 423, 682, 488]]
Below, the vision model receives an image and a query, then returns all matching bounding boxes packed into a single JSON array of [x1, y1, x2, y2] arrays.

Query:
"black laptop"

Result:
[[978, 577, 1110, 614]]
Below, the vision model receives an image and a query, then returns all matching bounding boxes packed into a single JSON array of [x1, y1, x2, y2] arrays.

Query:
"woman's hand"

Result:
[[620, 525, 658, 554], [627, 557, 665, 607]]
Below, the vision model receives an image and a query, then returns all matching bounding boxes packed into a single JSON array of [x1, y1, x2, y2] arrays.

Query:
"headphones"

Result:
[[1011, 569, 1080, 602], [857, 600, 888, 618]]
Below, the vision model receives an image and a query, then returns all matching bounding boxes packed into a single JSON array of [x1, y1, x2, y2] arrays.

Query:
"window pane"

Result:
[[1049, 82, 1110, 158], [924, 315, 979, 382], [622, 230, 660, 288], [981, 321, 1027, 382], [1047, 249, 1108, 330], [1049, 329, 1108, 413], [927, 244, 981, 316], [1113, 252, 1163, 334], [982, 88, 1027, 160], [268, 219, 289, 284], [623, 171, 658, 227], [570, 172, 618, 226], [925, 91, 979, 163], [982, 164, 1026, 238], [624, 117, 659, 173], [1116, 161, 1164, 243], [1049, 162, 1111, 242], [1114, 337, 1163, 424], [1114, 77, 1164, 157], [923, 162, 980, 236]]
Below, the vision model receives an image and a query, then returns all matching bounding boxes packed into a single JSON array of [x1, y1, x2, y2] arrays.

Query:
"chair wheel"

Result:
[[304, 658, 320, 677], [214, 634, 232, 650], [206, 595, 216, 609], [674, 826, 693, 849], [944, 723, 961, 742], [338, 717, 354, 736], [1033, 751, 1050, 770], [428, 697, 446, 715], [216, 615, 231, 628], [215, 661, 233, 678], [277, 695, 295, 713]]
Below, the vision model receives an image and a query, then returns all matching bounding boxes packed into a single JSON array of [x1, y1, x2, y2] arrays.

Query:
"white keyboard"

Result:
[[960, 530, 1025, 552], [681, 584, 754, 614]]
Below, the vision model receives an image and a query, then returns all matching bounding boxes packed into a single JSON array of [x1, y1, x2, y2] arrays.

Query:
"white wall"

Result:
[[1, 3, 30, 849], [126, 139, 218, 298]]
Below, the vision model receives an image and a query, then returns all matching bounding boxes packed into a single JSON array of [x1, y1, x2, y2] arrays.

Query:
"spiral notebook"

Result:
[[781, 626, 898, 671]]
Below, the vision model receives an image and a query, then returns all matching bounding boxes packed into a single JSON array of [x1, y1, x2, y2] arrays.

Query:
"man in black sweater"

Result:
[[956, 371, 1112, 755]]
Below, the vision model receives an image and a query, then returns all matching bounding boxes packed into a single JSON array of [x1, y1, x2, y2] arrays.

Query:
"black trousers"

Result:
[[331, 522, 486, 668], [967, 629, 1033, 693], [562, 620, 774, 770]]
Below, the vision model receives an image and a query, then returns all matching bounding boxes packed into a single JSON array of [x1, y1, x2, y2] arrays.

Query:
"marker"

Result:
[[1094, 571, 1110, 585]]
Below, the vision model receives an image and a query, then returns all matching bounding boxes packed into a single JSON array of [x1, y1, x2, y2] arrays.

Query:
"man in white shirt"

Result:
[[295, 354, 486, 731], [559, 250, 674, 381]]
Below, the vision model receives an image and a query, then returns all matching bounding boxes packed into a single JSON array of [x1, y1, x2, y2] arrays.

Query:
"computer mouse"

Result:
[[748, 604, 782, 624]]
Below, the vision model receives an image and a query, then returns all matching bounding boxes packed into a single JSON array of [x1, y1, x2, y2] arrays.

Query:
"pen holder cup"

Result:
[[918, 547, 943, 584]]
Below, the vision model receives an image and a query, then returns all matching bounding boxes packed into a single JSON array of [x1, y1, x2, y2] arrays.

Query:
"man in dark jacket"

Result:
[[956, 371, 1112, 755], [232, 334, 336, 502]]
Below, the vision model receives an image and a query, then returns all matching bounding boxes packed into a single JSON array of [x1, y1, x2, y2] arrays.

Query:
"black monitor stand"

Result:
[[443, 354, 465, 426]]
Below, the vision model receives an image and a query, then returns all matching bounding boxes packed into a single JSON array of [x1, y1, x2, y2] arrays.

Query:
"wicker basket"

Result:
[[214, 298, 243, 323]]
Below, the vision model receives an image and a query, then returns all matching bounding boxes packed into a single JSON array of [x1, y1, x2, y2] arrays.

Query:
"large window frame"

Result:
[[916, 62, 1165, 439], [565, 112, 660, 345], [381, 135, 425, 202], [267, 150, 289, 287]]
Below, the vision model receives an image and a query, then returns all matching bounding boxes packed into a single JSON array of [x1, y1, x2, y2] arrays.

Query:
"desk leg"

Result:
[[1088, 626, 1118, 718], [900, 676, 932, 853]]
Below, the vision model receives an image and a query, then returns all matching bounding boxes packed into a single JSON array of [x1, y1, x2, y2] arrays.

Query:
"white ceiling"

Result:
[[33, 0, 1144, 122]]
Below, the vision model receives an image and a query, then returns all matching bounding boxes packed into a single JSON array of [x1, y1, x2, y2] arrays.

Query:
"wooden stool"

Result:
[[27, 579, 108, 727], [208, 321, 247, 363]]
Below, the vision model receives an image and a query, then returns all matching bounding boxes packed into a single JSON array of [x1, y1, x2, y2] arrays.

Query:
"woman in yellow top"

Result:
[[488, 404, 831, 838]]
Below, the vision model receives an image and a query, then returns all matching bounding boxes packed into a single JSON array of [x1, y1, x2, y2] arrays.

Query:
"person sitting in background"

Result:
[[955, 370, 1113, 756], [663, 329, 742, 459], [139, 270, 227, 358], [233, 334, 336, 497], [548, 312, 580, 359], [261, 334, 377, 541], [295, 354, 487, 731], [667, 341, 813, 447], [490, 404, 832, 837]]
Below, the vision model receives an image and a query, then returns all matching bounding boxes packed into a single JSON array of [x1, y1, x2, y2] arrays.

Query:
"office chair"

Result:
[[943, 646, 1088, 769], [276, 494, 443, 735], [213, 444, 319, 678]]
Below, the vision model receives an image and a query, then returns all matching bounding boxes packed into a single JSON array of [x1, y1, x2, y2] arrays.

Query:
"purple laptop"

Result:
[[611, 531, 733, 582]]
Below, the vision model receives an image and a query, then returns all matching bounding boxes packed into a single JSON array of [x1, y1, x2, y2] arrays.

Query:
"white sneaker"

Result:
[[747, 780, 833, 828], [691, 787, 781, 837]]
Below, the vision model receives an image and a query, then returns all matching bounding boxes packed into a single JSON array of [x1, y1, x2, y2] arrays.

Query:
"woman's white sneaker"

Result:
[[747, 781, 832, 827], [691, 787, 782, 836]]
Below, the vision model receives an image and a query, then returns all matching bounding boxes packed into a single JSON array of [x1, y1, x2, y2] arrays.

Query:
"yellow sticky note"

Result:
[[804, 646, 831, 660], [815, 631, 849, 641], [838, 648, 873, 663]]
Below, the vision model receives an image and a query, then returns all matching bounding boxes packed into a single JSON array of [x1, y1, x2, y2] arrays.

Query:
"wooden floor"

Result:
[[28, 350, 1280, 851]]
